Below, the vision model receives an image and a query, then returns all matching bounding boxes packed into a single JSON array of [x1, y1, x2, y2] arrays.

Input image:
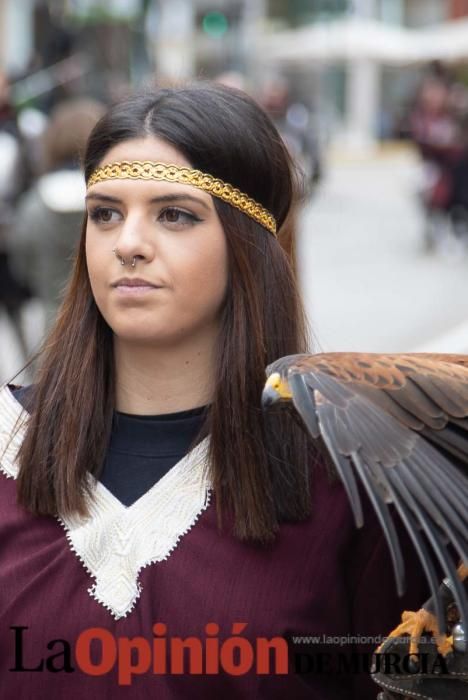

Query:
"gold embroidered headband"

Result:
[[86, 160, 277, 237]]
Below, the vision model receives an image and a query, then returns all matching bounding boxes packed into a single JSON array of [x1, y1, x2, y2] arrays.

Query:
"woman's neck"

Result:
[[113, 336, 216, 415]]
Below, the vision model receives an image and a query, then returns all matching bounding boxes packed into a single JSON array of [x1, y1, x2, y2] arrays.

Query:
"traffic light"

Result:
[[201, 11, 229, 38]]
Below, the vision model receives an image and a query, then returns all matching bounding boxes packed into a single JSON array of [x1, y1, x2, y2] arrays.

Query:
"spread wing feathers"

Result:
[[268, 352, 468, 632]]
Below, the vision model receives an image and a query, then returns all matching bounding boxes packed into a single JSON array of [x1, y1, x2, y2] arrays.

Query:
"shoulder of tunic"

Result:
[[0, 380, 213, 620]]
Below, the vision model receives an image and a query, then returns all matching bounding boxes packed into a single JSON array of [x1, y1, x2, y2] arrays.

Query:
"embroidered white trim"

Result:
[[0, 383, 212, 619]]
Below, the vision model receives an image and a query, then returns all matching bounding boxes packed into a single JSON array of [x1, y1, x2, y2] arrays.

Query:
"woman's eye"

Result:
[[159, 207, 201, 226], [88, 207, 120, 224]]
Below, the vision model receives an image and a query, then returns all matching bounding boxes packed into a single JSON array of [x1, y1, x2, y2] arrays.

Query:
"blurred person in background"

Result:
[[0, 71, 34, 361], [259, 75, 322, 195], [258, 76, 323, 278], [8, 97, 106, 332], [409, 70, 466, 253], [447, 87, 468, 249]]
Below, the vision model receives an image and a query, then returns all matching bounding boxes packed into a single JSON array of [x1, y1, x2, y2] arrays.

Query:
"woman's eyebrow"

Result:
[[85, 192, 211, 210]]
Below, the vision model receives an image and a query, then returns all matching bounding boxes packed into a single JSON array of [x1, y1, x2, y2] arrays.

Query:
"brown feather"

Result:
[[291, 352, 468, 447], [264, 351, 468, 628]]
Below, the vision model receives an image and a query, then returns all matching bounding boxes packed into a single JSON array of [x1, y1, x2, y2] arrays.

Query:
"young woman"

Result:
[[0, 82, 428, 699]]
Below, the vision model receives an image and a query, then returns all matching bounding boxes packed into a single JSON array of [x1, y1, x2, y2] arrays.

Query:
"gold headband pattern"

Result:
[[86, 160, 277, 237]]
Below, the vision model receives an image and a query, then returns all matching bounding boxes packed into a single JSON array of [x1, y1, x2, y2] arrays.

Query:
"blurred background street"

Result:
[[299, 145, 468, 353], [2, 0, 468, 385]]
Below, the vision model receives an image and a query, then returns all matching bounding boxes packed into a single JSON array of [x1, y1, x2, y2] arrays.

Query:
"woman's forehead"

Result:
[[98, 136, 191, 169]]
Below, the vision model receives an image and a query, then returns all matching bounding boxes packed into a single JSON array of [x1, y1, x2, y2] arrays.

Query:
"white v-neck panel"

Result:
[[0, 383, 213, 619]]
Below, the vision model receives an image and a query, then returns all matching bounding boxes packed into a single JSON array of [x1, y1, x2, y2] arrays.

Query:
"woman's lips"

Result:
[[111, 276, 165, 297], [114, 284, 163, 296]]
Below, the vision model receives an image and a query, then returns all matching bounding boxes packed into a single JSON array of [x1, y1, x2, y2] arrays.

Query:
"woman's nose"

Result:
[[113, 215, 153, 262]]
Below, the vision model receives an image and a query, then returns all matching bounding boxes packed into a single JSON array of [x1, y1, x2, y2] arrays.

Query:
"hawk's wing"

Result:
[[264, 352, 468, 631]]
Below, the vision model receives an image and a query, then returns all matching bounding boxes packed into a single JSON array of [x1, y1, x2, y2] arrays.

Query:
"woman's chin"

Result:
[[110, 321, 191, 347]]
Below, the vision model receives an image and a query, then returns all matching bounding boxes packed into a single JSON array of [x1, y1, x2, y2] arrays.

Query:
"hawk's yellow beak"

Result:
[[261, 372, 292, 408]]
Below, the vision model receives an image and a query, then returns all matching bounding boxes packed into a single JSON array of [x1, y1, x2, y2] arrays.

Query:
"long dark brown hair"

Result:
[[8, 81, 316, 544]]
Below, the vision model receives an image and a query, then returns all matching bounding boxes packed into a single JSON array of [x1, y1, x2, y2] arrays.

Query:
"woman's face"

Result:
[[85, 137, 229, 347]]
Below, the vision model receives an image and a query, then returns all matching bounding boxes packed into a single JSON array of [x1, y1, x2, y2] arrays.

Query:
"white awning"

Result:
[[259, 17, 468, 65]]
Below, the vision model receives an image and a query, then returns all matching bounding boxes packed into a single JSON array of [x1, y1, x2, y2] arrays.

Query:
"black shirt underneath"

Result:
[[8, 384, 209, 506]]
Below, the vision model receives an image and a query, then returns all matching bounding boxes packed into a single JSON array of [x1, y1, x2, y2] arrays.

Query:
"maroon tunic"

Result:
[[0, 383, 429, 699]]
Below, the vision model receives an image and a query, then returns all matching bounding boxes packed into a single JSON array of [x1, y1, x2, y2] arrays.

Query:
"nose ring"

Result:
[[112, 248, 136, 267]]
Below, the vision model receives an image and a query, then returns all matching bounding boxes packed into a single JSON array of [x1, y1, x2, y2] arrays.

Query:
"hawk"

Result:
[[262, 352, 468, 657]]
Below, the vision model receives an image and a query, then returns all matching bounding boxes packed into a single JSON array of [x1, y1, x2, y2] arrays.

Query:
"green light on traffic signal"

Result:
[[202, 11, 228, 37]]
